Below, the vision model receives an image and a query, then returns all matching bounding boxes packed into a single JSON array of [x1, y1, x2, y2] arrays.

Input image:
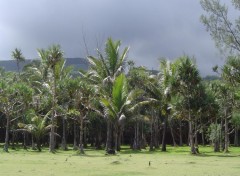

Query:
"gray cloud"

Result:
[[0, 0, 233, 76]]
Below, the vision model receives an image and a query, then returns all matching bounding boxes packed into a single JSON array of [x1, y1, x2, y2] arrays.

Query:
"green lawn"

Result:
[[0, 146, 240, 176]]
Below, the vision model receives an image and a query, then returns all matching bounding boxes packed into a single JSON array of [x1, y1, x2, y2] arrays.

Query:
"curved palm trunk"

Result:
[[4, 116, 10, 152]]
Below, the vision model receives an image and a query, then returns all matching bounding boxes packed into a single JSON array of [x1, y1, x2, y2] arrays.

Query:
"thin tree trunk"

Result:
[[133, 122, 137, 150], [50, 67, 57, 153], [189, 119, 196, 154], [73, 120, 78, 150], [140, 121, 146, 149], [11, 130, 15, 150], [234, 127, 239, 147], [214, 140, 220, 152], [161, 116, 167, 151], [61, 116, 67, 150], [83, 125, 87, 148], [23, 132, 27, 149], [224, 108, 229, 153], [4, 116, 10, 152], [31, 135, 35, 150], [188, 97, 196, 154], [79, 116, 84, 154], [36, 138, 41, 152], [169, 118, 177, 147], [114, 123, 119, 152], [200, 117, 205, 146], [95, 128, 102, 149], [106, 120, 114, 153], [149, 117, 154, 151], [154, 117, 159, 149], [179, 120, 183, 146], [201, 129, 205, 146], [220, 117, 224, 151], [133, 121, 140, 150]]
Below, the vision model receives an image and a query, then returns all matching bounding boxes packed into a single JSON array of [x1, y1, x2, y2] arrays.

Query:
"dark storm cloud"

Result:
[[0, 0, 232, 76]]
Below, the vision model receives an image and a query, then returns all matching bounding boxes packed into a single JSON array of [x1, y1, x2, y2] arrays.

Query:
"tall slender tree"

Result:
[[38, 45, 64, 152], [11, 48, 25, 76]]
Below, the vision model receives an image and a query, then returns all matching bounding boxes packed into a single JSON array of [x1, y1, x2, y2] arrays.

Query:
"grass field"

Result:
[[0, 146, 240, 176]]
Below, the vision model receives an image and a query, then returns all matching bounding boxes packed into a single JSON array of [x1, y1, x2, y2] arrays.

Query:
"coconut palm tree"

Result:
[[18, 110, 51, 151], [101, 74, 143, 152], [87, 38, 129, 153], [38, 44, 64, 152], [11, 48, 25, 76]]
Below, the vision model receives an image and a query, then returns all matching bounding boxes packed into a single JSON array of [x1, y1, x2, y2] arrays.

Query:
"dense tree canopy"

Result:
[[0, 35, 240, 156]]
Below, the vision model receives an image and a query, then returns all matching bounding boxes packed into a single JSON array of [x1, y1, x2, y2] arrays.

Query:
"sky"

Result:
[[0, 0, 234, 76]]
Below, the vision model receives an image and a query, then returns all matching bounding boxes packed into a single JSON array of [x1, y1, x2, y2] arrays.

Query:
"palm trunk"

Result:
[[11, 130, 15, 150], [4, 116, 10, 152], [220, 117, 224, 151], [61, 116, 67, 150], [154, 118, 159, 149], [179, 120, 183, 146], [133, 121, 140, 150], [149, 118, 154, 151], [84, 125, 87, 148], [36, 138, 41, 152], [224, 108, 229, 153], [23, 132, 27, 149], [140, 121, 146, 149], [79, 116, 84, 154], [161, 116, 167, 151], [234, 127, 238, 147], [73, 120, 78, 150], [169, 119, 177, 146], [114, 123, 118, 152], [50, 67, 57, 153], [106, 120, 113, 153], [201, 130, 205, 146], [31, 135, 35, 150]]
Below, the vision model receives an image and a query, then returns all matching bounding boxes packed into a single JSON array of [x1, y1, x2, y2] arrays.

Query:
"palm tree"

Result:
[[38, 44, 64, 152], [18, 110, 51, 151], [87, 38, 129, 153], [159, 59, 178, 150], [11, 48, 25, 76], [101, 74, 142, 152]]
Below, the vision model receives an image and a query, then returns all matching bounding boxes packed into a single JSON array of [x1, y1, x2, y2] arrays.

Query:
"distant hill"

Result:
[[0, 58, 89, 72], [203, 75, 220, 81]]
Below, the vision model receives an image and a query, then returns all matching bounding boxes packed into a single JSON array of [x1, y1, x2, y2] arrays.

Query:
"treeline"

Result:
[[0, 38, 240, 154]]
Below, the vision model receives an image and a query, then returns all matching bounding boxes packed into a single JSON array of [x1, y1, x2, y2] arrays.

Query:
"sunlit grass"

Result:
[[0, 145, 240, 176]]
